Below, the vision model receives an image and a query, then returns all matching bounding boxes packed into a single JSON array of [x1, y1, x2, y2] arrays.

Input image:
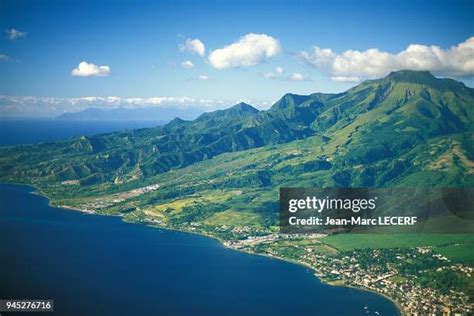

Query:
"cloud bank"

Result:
[[298, 37, 474, 82], [0, 95, 273, 117], [209, 33, 281, 69], [71, 61, 111, 77]]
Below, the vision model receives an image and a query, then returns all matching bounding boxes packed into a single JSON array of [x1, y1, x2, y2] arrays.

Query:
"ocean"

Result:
[[0, 119, 164, 146], [0, 120, 399, 316]]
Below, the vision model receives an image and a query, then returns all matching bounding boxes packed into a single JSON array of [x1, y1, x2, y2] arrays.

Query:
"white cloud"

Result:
[[179, 38, 205, 57], [6, 28, 27, 40], [0, 54, 10, 61], [208, 33, 281, 69], [289, 73, 307, 81], [275, 66, 285, 74], [262, 69, 310, 82], [298, 37, 474, 82], [71, 61, 111, 77], [331, 76, 360, 83], [181, 60, 194, 68], [263, 72, 275, 79], [198, 75, 209, 80]]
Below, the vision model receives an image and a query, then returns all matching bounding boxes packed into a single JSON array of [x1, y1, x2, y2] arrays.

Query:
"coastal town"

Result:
[[222, 233, 474, 316]]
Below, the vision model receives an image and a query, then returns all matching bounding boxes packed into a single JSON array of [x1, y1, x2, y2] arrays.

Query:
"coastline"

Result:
[[228, 245, 403, 316], [2, 182, 404, 316], [326, 281, 404, 316]]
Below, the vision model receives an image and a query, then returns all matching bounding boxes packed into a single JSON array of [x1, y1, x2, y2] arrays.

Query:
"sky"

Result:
[[0, 0, 473, 117]]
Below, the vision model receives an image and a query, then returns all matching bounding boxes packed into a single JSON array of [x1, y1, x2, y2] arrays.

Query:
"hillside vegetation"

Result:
[[0, 70, 473, 237]]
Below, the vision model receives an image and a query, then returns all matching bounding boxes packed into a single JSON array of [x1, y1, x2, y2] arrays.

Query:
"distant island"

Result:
[[56, 106, 204, 121], [1, 70, 474, 315]]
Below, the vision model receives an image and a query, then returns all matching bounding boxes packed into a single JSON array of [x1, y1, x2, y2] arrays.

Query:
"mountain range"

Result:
[[0, 70, 473, 230], [56, 105, 204, 121]]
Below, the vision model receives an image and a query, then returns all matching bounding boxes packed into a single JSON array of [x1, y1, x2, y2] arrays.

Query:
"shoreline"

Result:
[[227, 245, 404, 315], [1, 182, 404, 316]]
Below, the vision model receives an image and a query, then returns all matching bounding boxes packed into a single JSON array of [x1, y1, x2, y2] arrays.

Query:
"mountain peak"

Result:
[[230, 102, 259, 113], [167, 117, 186, 125], [195, 102, 259, 121], [380, 70, 469, 92], [270, 93, 312, 111], [385, 70, 436, 83]]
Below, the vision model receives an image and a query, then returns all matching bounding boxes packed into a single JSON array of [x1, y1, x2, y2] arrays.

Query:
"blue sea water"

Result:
[[0, 119, 164, 146], [0, 120, 399, 316]]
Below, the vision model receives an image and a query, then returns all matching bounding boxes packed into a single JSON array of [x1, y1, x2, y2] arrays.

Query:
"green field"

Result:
[[322, 233, 474, 252], [434, 244, 474, 263]]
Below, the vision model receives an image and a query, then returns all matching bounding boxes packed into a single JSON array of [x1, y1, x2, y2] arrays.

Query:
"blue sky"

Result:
[[0, 0, 473, 116]]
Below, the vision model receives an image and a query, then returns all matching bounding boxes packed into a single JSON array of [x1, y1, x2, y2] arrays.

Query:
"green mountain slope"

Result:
[[3, 70, 473, 311], [0, 70, 473, 235]]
